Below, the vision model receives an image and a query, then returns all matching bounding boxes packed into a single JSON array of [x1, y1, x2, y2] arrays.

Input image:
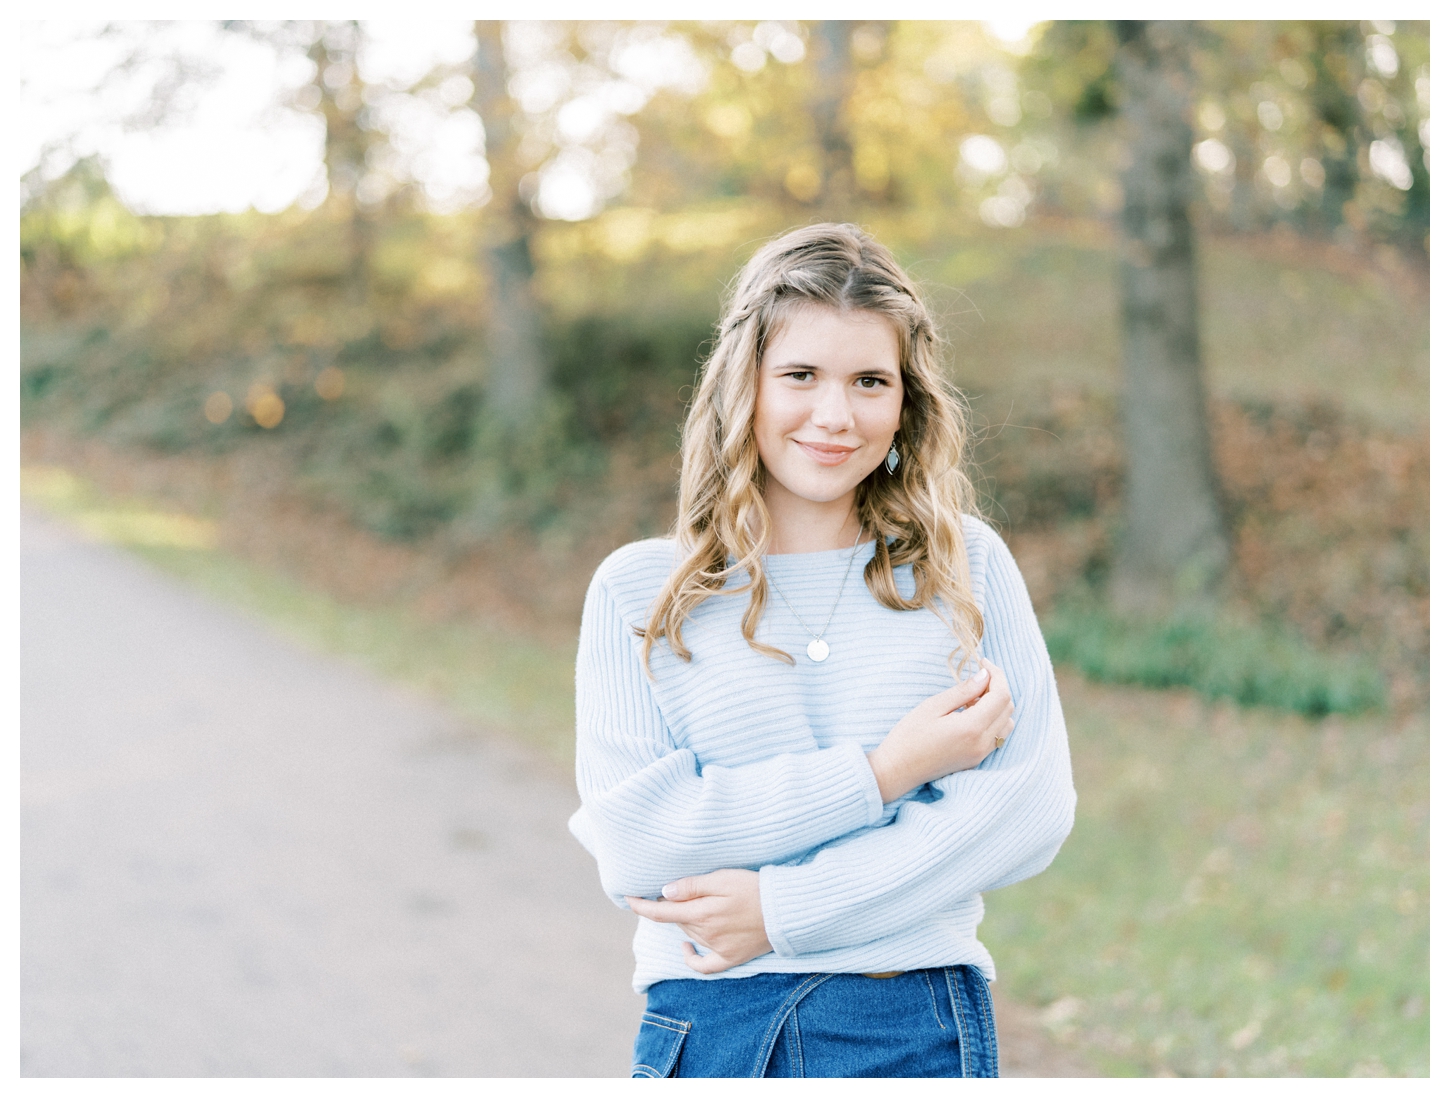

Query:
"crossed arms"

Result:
[[570, 526, 1075, 970]]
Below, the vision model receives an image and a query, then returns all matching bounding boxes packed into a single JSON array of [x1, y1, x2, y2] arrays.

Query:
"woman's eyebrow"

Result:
[[767, 359, 899, 379], [771, 359, 893, 371]]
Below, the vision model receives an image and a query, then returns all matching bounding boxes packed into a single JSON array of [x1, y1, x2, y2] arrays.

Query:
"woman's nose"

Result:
[[811, 383, 853, 431]]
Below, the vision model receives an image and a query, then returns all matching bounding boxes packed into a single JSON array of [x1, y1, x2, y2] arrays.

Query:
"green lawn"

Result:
[[986, 673, 1428, 1077], [21, 462, 1429, 1077]]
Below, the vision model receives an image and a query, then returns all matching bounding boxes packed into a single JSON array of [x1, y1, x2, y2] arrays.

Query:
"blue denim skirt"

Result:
[[631, 966, 998, 1078]]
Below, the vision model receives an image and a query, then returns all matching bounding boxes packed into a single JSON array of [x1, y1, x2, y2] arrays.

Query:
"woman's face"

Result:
[[754, 303, 903, 515]]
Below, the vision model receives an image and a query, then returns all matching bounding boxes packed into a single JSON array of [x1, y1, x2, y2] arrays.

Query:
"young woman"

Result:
[[568, 223, 1075, 1078]]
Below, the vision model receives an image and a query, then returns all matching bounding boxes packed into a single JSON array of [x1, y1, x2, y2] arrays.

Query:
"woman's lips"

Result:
[[793, 439, 858, 466]]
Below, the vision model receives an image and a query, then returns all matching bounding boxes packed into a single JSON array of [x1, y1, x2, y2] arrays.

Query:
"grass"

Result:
[[21, 462, 1429, 1077], [985, 673, 1429, 1077]]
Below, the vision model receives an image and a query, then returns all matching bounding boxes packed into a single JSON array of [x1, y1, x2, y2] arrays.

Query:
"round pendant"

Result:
[[806, 638, 830, 662]]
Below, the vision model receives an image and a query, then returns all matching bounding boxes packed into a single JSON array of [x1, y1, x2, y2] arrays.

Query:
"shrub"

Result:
[[1043, 599, 1384, 716]]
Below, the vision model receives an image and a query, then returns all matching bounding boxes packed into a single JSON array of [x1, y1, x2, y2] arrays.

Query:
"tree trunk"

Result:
[[1306, 23, 1364, 238], [472, 21, 546, 420], [1108, 21, 1230, 615], [306, 25, 375, 310]]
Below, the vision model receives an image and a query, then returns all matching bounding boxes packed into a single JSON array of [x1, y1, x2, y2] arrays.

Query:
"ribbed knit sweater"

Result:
[[568, 515, 1076, 994]]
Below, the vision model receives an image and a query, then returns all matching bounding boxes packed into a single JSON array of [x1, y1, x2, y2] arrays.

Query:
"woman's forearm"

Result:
[[577, 538, 1018, 905], [762, 725, 1075, 958], [574, 739, 885, 901]]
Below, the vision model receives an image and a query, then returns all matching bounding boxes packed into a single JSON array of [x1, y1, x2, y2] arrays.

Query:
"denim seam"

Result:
[[639, 1011, 691, 1035], [634, 1010, 691, 1078], [919, 970, 948, 1031], [749, 973, 837, 1078], [787, 1007, 805, 1078], [969, 967, 999, 1073], [944, 965, 971, 1077]]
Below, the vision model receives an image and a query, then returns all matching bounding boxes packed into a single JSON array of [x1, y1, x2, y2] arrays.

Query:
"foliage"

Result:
[[21, 155, 1428, 700], [1019, 20, 1430, 247], [18, 172, 699, 546], [19, 20, 1430, 714], [1042, 599, 1383, 716], [974, 389, 1427, 710], [630, 20, 1429, 247]]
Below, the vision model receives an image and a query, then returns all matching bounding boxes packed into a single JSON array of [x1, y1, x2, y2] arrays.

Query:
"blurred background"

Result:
[[19, 19, 1428, 1078]]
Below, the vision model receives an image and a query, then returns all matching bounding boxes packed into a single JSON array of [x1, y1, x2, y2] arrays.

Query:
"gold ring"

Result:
[[994, 736, 1005, 749]]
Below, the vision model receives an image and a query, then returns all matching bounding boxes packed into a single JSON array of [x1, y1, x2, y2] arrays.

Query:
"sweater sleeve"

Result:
[[569, 567, 885, 906], [756, 523, 1076, 958]]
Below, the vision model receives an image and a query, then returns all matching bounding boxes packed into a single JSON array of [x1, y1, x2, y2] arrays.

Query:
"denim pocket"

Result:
[[631, 1010, 691, 1078]]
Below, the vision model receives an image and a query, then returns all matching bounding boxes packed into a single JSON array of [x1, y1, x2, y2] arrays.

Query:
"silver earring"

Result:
[[885, 440, 901, 475]]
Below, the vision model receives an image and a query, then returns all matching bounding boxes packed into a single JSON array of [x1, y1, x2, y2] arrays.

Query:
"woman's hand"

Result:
[[867, 658, 1015, 803], [627, 869, 771, 974]]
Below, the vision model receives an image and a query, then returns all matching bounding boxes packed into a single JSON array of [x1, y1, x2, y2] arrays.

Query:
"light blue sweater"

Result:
[[568, 516, 1075, 994]]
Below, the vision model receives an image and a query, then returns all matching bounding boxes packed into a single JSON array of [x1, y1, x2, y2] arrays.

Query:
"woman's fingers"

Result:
[[951, 679, 1010, 730], [660, 868, 747, 901], [627, 895, 696, 923], [951, 658, 1020, 728], [680, 940, 736, 975], [982, 659, 1014, 706], [985, 707, 1014, 751], [936, 666, 991, 714], [626, 872, 713, 914], [660, 876, 699, 901], [975, 701, 1014, 745], [934, 664, 1014, 764], [625, 895, 656, 919]]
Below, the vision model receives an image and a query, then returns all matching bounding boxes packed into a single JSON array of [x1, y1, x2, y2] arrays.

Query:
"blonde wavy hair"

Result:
[[641, 222, 983, 673]]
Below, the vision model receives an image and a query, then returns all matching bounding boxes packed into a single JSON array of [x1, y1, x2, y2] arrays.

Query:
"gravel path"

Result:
[[20, 509, 642, 1077], [20, 506, 1089, 1078]]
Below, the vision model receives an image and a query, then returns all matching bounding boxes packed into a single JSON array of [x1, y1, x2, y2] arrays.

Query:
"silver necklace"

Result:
[[766, 524, 867, 663]]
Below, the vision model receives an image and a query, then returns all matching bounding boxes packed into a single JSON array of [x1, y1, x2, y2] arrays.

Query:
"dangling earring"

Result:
[[885, 439, 901, 476]]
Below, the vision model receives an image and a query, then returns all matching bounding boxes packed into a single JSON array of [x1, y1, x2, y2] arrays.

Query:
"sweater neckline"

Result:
[[754, 539, 880, 573]]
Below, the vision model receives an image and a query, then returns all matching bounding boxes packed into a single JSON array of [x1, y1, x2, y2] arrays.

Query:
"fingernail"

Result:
[[972, 668, 988, 683], [661, 882, 680, 900]]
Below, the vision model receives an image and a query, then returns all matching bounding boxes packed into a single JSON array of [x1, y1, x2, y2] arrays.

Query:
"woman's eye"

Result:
[[787, 371, 812, 382], [859, 376, 886, 389]]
